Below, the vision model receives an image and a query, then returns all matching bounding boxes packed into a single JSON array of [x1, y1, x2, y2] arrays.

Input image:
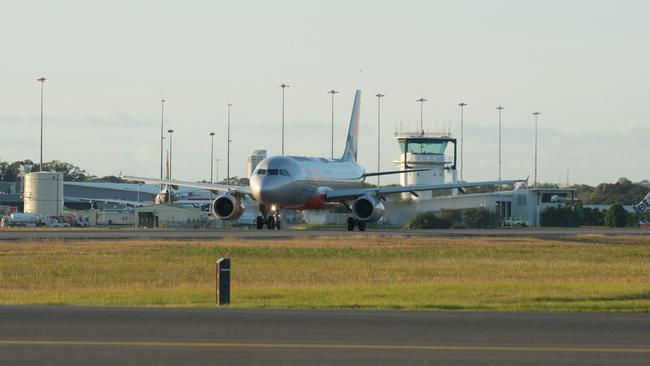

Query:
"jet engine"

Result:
[[351, 195, 385, 222], [211, 193, 245, 220]]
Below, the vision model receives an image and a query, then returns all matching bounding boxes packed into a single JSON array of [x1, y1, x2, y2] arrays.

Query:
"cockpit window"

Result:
[[256, 168, 290, 176]]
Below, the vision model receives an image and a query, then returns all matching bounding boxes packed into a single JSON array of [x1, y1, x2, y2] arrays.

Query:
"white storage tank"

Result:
[[23, 172, 64, 217]]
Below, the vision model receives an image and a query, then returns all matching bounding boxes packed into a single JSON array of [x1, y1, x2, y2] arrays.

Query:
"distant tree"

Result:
[[540, 205, 583, 227], [1, 160, 36, 181], [463, 208, 498, 228], [42, 160, 89, 181], [439, 209, 462, 226], [88, 175, 126, 183], [404, 212, 452, 229], [217, 176, 249, 186], [625, 212, 639, 227], [604, 204, 628, 227], [573, 178, 647, 205], [582, 207, 604, 226]]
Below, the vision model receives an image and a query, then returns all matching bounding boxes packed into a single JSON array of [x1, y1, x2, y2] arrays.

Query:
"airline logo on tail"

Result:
[[634, 192, 650, 213], [341, 90, 362, 162]]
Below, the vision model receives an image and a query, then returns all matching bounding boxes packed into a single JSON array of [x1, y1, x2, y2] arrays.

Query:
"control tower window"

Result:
[[399, 141, 448, 154]]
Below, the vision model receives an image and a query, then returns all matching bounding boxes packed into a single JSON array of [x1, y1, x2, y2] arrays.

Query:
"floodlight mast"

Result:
[[37, 77, 46, 171], [416, 98, 427, 133], [167, 129, 174, 180], [376, 93, 385, 186], [328, 89, 339, 159], [227, 104, 232, 186], [160, 98, 166, 190], [497, 106, 505, 182], [533, 111, 541, 187], [280, 84, 290, 155], [209, 132, 215, 183], [458, 102, 467, 181]]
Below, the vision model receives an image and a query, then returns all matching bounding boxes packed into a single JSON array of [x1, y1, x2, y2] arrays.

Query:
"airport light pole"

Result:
[[215, 158, 220, 183], [280, 83, 289, 155], [209, 132, 215, 183], [167, 129, 174, 180], [376, 93, 385, 186], [533, 111, 541, 187], [227, 103, 232, 186], [497, 106, 505, 182], [416, 98, 427, 133], [160, 98, 166, 190], [458, 102, 467, 182], [37, 77, 46, 171], [328, 89, 338, 159]]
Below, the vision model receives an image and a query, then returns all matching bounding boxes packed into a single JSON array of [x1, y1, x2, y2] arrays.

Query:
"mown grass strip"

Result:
[[0, 236, 649, 311]]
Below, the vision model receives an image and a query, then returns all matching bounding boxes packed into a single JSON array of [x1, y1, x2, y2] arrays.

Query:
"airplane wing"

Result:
[[122, 175, 252, 196], [65, 196, 153, 207], [325, 179, 521, 201], [361, 168, 430, 178]]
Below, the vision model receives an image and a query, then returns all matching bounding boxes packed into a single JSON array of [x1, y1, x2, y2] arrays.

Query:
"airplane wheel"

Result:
[[267, 217, 276, 230], [275, 219, 281, 230], [347, 217, 355, 231], [358, 222, 366, 232], [256, 216, 264, 230]]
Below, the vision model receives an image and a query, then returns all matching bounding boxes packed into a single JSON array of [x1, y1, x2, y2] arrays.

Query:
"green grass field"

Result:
[[0, 235, 649, 311]]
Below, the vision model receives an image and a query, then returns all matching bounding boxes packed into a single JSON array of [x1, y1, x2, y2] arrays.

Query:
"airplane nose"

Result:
[[259, 177, 283, 203], [250, 176, 263, 202]]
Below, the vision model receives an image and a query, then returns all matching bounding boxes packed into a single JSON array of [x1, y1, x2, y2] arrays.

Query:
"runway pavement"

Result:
[[0, 306, 648, 365], [0, 227, 647, 241]]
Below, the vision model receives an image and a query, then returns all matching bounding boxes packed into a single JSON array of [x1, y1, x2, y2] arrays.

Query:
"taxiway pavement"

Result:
[[0, 306, 648, 365]]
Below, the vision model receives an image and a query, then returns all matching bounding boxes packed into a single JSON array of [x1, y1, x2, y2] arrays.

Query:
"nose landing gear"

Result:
[[256, 204, 282, 230]]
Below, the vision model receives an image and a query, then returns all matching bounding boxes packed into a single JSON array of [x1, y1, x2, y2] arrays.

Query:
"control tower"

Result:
[[394, 131, 458, 200]]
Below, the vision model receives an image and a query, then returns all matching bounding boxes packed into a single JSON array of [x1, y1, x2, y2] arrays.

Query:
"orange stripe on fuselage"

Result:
[[302, 194, 338, 210]]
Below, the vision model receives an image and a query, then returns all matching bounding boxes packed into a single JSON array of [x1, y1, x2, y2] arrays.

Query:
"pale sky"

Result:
[[1, 0, 649, 185]]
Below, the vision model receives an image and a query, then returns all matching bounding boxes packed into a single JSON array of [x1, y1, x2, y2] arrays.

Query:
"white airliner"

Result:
[[125, 90, 520, 231]]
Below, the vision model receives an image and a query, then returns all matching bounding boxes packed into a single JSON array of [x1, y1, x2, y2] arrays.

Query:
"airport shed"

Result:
[[382, 188, 575, 227], [136, 204, 203, 228], [305, 188, 576, 227]]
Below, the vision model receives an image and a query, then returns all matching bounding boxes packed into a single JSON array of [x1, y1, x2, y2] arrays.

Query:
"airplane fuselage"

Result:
[[249, 155, 365, 209]]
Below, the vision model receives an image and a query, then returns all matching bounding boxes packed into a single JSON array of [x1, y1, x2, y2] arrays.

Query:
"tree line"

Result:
[[0, 159, 124, 183]]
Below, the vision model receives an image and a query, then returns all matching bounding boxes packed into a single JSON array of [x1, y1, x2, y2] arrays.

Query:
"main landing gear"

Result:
[[256, 204, 281, 230], [347, 217, 366, 232]]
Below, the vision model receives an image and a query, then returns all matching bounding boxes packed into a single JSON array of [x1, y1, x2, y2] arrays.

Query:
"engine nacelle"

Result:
[[212, 193, 245, 220], [351, 195, 385, 222]]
